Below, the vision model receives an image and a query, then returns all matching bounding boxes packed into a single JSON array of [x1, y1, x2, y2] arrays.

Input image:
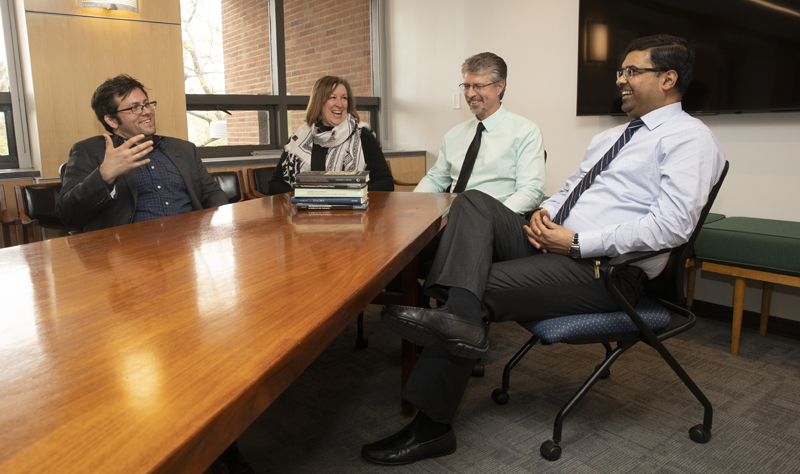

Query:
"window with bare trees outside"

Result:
[[181, 0, 381, 158]]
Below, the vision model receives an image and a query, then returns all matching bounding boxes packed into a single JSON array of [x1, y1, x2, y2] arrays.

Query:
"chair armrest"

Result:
[[607, 247, 672, 268], [250, 189, 269, 198], [17, 211, 35, 226]]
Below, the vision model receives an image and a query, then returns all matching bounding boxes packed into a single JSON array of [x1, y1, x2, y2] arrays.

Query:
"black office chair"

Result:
[[490, 161, 728, 461], [15, 182, 76, 243], [210, 170, 248, 203], [58, 163, 67, 184], [246, 166, 276, 198]]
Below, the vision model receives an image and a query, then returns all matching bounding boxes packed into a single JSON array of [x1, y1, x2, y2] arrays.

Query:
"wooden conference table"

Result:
[[0, 191, 456, 473]]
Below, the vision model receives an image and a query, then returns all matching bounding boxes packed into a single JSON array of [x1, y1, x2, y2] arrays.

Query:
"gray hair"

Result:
[[461, 52, 507, 99]]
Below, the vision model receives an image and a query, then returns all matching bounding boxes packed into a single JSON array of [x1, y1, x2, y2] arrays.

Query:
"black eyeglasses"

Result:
[[615, 67, 666, 80], [459, 81, 499, 92], [116, 101, 158, 115]]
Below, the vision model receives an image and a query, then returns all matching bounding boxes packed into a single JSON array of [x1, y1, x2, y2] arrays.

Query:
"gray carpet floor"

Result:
[[236, 305, 800, 473]]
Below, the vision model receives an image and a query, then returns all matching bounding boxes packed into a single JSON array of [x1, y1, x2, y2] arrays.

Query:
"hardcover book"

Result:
[[293, 182, 367, 190], [296, 203, 369, 211], [291, 196, 369, 205], [293, 187, 368, 198], [295, 171, 369, 183]]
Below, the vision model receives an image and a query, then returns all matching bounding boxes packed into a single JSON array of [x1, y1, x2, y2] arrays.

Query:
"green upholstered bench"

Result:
[[693, 217, 800, 354]]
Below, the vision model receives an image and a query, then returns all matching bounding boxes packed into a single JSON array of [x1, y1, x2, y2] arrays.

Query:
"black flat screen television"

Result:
[[577, 0, 800, 115]]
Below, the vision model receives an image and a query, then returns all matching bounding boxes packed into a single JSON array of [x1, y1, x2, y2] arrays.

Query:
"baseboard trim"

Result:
[[692, 300, 800, 341]]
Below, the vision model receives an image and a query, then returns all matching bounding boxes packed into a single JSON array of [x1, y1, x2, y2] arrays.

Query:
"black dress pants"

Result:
[[402, 190, 643, 423]]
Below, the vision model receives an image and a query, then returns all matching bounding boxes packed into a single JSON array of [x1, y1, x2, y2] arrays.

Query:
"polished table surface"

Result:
[[0, 191, 455, 473]]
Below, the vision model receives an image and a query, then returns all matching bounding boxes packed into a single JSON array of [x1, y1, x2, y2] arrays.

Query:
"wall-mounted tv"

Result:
[[577, 0, 800, 115]]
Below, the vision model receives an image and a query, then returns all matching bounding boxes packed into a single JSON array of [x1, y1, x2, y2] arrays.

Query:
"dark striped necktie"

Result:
[[552, 118, 645, 226]]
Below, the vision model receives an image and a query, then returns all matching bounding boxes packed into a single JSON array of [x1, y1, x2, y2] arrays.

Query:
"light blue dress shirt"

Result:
[[541, 102, 726, 278], [414, 105, 546, 214]]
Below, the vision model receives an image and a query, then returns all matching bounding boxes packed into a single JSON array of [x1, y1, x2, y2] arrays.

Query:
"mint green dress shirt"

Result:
[[414, 105, 546, 214]]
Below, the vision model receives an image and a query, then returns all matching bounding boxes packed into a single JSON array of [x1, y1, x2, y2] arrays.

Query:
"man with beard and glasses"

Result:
[[56, 75, 251, 474], [57, 74, 228, 233], [363, 34, 725, 466], [414, 52, 546, 218]]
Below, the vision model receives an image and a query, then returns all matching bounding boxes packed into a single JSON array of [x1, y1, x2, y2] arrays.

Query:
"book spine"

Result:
[[293, 183, 366, 189], [295, 176, 367, 183], [296, 203, 369, 210], [293, 189, 366, 197], [291, 197, 364, 204]]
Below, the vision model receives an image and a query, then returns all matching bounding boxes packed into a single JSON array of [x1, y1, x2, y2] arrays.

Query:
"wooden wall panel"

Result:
[[24, 0, 180, 24], [26, 8, 186, 179]]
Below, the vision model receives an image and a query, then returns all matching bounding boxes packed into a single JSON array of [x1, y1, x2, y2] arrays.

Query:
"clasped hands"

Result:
[[523, 209, 574, 255], [99, 134, 154, 184]]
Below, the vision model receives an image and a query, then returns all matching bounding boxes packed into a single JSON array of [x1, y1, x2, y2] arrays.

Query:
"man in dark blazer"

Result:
[[56, 74, 228, 232], [55, 75, 252, 473]]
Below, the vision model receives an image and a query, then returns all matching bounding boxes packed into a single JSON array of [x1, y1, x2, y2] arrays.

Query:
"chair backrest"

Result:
[[247, 166, 276, 195], [58, 163, 67, 184], [0, 183, 7, 218], [15, 182, 65, 227], [644, 161, 729, 305], [210, 170, 244, 203]]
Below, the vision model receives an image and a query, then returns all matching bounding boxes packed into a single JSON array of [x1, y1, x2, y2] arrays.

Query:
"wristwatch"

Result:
[[568, 233, 581, 259]]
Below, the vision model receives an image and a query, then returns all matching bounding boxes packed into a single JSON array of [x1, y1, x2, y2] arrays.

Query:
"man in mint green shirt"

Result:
[[414, 52, 546, 216]]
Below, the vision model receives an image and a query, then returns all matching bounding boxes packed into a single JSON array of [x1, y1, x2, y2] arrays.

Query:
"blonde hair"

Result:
[[305, 76, 360, 126]]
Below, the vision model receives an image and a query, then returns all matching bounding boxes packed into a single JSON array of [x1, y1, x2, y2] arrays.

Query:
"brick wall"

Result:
[[219, 0, 372, 143], [221, 0, 272, 145]]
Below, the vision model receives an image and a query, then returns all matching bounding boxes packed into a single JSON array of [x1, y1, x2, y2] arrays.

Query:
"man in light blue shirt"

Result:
[[364, 34, 726, 466], [414, 52, 546, 216]]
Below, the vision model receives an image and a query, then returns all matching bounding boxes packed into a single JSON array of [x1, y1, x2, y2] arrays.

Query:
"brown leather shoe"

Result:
[[381, 304, 488, 359]]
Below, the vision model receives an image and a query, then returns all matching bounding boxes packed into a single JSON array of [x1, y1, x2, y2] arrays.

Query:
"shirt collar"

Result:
[[476, 104, 507, 133], [639, 102, 683, 131], [113, 134, 166, 150]]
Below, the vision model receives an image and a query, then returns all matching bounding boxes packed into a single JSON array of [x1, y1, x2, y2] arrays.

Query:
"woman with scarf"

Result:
[[268, 76, 394, 194]]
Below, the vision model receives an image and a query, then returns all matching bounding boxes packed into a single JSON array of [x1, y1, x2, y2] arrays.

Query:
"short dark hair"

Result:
[[461, 52, 508, 100], [91, 74, 149, 133], [624, 34, 694, 95]]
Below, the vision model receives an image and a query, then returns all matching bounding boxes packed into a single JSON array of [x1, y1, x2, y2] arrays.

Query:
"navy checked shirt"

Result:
[[111, 135, 193, 223]]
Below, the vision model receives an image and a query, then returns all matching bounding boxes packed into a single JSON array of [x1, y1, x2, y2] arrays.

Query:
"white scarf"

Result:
[[282, 113, 368, 186]]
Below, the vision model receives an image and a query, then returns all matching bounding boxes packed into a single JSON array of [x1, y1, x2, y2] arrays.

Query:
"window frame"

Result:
[[183, 0, 383, 159], [0, 0, 31, 170]]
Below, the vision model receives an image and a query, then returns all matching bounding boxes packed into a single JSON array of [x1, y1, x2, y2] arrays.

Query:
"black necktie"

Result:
[[453, 122, 485, 194], [552, 118, 645, 225]]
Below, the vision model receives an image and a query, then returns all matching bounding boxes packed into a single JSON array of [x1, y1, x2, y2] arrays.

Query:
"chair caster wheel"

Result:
[[689, 424, 711, 443], [491, 388, 509, 405], [356, 337, 369, 350], [472, 364, 485, 378], [540, 440, 561, 461], [594, 363, 610, 379]]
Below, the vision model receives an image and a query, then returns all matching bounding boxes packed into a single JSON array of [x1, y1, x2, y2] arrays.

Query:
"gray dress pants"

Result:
[[402, 190, 643, 423]]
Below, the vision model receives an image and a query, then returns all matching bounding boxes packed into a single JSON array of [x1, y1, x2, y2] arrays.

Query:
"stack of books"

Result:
[[291, 171, 369, 210]]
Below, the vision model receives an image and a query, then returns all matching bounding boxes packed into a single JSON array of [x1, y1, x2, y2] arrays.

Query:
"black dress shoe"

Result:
[[204, 442, 255, 474], [362, 423, 457, 465], [381, 304, 488, 359]]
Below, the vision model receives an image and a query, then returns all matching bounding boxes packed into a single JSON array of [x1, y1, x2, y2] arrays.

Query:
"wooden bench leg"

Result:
[[760, 282, 773, 336], [686, 258, 697, 310], [731, 277, 746, 355]]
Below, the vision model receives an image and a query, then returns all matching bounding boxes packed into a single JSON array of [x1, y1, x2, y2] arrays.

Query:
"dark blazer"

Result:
[[56, 135, 229, 232]]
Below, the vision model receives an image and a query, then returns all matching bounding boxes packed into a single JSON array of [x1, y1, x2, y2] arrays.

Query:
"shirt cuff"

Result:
[[104, 180, 117, 199], [577, 229, 604, 258]]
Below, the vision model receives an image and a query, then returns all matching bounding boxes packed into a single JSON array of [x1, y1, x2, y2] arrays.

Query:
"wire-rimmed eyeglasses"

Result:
[[615, 67, 666, 80], [458, 81, 499, 92]]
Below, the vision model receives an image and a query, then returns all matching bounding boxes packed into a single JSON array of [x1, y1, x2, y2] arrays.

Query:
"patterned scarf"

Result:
[[281, 113, 368, 186]]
